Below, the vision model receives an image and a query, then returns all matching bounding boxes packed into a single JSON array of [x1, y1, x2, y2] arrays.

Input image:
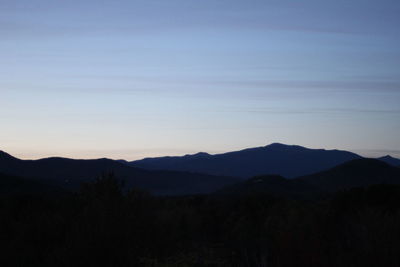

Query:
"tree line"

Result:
[[1, 174, 400, 266]]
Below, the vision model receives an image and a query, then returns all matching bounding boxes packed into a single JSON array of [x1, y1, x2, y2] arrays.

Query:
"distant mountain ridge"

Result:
[[0, 151, 238, 195], [378, 155, 400, 167], [2, 144, 399, 196], [129, 143, 363, 178]]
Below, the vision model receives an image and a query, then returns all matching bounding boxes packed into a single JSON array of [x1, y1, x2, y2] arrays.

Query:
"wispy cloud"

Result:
[[54, 73, 400, 94], [1, 0, 388, 42], [201, 80, 400, 93], [215, 107, 400, 116]]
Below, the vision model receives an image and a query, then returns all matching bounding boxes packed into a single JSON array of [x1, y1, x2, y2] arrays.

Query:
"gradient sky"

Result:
[[1, 0, 400, 160]]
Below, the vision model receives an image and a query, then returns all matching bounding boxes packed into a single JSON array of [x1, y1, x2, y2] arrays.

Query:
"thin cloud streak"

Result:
[[31, 75, 400, 94], [2, 0, 398, 41], [215, 107, 400, 116]]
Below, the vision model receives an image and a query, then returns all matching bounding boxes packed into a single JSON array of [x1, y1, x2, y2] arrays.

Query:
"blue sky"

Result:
[[1, 0, 400, 159]]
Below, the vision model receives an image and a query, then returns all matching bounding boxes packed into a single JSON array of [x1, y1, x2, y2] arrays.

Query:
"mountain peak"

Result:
[[265, 143, 306, 150], [266, 142, 288, 147], [184, 152, 210, 158], [0, 150, 17, 160], [378, 155, 400, 167]]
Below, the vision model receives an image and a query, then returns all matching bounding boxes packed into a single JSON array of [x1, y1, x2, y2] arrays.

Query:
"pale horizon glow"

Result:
[[1, 0, 400, 160]]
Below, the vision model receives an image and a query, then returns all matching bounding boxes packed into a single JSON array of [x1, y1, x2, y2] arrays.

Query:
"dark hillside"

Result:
[[299, 158, 400, 192], [0, 151, 238, 195]]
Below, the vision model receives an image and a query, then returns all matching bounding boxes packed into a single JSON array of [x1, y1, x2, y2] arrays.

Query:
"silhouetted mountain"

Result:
[[217, 175, 316, 197], [0, 151, 238, 195], [378, 155, 400, 167], [0, 150, 18, 161], [217, 158, 400, 196], [129, 143, 362, 178], [299, 158, 400, 192]]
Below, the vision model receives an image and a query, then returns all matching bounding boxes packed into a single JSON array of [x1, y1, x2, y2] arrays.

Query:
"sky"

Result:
[[1, 0, 400, 160]]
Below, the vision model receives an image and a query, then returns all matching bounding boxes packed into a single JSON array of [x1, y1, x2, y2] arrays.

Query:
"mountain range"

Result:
[[1, 143, 399, 196], [128, 143, 400, 178], [0, 150, 238, 195]]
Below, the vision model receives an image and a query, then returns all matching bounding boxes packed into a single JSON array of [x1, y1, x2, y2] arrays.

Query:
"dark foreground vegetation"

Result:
[[1, 175, 400, 267]]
